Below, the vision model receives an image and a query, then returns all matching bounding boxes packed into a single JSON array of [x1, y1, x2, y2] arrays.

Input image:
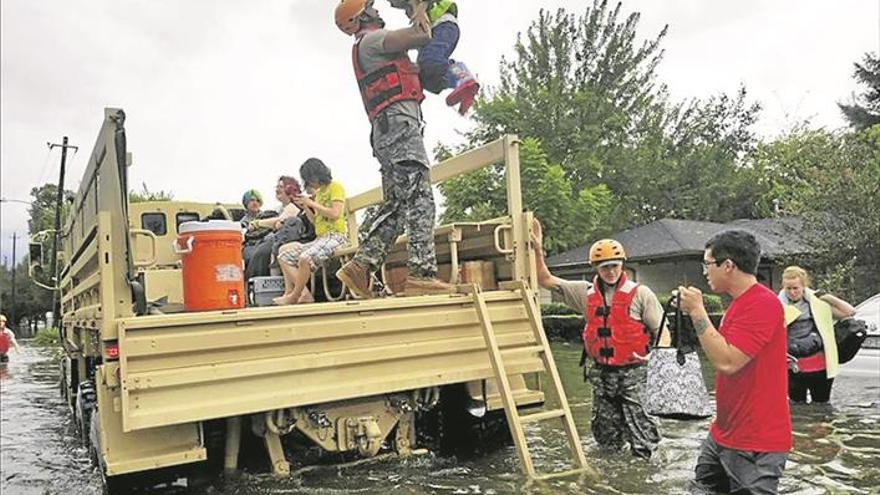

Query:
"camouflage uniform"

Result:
[[353, 113, 438, 277], [588, 363, 660, 459]]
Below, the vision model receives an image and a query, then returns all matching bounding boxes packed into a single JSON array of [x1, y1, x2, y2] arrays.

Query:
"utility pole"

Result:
[[47, 136, 78, 325], [10, 232, 17, 327]]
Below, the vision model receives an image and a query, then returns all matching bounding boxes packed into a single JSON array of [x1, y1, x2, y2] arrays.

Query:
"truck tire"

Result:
[[89, 410, 131, 495], [75, 380, 97, 447]]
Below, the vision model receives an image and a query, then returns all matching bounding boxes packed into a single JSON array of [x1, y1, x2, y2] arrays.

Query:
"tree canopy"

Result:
[[838, 52, 880, 130], [441, 0, 762, 251], [436, 1, 877, 301]]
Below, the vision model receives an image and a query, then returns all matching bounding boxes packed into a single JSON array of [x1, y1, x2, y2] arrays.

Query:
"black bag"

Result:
[[834, 318, 868, 364]]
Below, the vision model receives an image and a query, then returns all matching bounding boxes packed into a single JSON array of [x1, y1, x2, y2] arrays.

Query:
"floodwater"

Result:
[[2, 341, 878, 494]]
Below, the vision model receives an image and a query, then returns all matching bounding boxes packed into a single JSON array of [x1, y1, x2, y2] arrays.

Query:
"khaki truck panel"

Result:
[[118, 291, 545, 432], [94, 366, 206, 476]]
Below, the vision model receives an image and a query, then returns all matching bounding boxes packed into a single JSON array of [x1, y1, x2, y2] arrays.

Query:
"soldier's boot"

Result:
[[445, 61, 480, 115], [336, 261, 372, 299], [402, 275, 455, 296]]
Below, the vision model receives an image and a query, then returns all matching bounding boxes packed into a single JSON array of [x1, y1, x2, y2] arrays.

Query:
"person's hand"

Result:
[[273, 219, 283, 230], [411, 2, 431, 33], [530, 218, 544, 252], [678, 286, 707, 317]]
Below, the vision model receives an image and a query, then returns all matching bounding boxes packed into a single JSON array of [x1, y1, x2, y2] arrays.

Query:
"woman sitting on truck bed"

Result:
[[274, 158, 348, 305]]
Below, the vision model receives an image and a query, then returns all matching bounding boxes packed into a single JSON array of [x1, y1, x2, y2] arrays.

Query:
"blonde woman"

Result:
[[779, 266, 855, 403]]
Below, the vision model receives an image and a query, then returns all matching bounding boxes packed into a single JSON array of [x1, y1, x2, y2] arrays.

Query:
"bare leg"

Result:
[[274, 256, 312, 305], [274, 261, 299, 305], [287, 257, 313, 304], [277, 243, 302, 295]]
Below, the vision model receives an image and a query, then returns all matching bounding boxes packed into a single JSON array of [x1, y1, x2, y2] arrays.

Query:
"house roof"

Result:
[[546, 216, 813, 268]]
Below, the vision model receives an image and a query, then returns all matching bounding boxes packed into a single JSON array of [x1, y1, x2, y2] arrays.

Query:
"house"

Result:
[[544, 216, 813, 299]]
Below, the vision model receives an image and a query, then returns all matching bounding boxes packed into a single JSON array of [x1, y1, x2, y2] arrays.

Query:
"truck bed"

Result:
[[117, 289, 546, 432]]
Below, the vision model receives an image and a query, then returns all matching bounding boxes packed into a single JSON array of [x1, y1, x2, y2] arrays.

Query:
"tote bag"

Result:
[[645, 297, 714, 420]]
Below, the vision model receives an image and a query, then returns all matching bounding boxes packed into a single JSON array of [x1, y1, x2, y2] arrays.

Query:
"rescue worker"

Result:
[[334, 0, 452, 298], [0, 314, 23, 363], [530, 219, 662, 459], [388, 0, 480, 114]]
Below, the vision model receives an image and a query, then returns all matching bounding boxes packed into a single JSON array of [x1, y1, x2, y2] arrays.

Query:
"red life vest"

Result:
[[352, 36, 424, 122], [0, 331, 9, 355], [582, 273, 650, 366]]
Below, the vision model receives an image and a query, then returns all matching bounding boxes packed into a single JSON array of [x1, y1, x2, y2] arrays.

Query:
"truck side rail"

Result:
[[117, 290, 546, 432], [343, 135, 536, 290]]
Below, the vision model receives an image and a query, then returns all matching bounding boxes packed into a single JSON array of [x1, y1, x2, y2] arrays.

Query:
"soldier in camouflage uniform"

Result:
[[531, 219, 663, 459], [334, 0, 452, 297]]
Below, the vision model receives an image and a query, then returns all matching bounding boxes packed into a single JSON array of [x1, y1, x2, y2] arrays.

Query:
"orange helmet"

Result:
[[335, 0, 372, 35], [589, 239, 626, 266]]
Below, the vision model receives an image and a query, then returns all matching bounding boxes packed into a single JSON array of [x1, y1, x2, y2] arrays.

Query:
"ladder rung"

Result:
[[501, 345, 544, 356], [520, 408, 565, 424], [534, 467, 593, 481]]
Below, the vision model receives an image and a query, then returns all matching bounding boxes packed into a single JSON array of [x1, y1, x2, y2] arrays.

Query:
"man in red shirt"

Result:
[[678, 230, 791, 494]]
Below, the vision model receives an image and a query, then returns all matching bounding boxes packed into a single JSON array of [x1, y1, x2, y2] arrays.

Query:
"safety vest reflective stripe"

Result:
[[428, 0, 456, 23]]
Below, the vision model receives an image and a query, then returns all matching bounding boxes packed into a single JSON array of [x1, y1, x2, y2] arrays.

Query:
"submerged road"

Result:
[[1, 341, 878, 494]]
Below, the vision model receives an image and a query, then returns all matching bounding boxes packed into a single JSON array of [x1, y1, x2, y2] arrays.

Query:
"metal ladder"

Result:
[[467, 281, 593, 480]]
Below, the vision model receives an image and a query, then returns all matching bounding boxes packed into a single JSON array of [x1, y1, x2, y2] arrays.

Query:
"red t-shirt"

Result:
[[710, 283, 792, 452]]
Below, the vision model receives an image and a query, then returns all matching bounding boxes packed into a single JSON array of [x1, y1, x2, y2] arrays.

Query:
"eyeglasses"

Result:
[[701, 258, 728, 273]]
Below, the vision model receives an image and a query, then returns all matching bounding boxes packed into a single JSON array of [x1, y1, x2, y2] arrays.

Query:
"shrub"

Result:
[[32, 327, 61, 347], [542, 315, 585, 342], [540, 302, 580, 316], [657, 292, 725, 314]]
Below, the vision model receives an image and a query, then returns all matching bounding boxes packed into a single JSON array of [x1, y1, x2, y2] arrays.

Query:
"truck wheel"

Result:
[[75, 381, 97, 447], [90, 410, 131, 495], [59, 361, 67, 400]]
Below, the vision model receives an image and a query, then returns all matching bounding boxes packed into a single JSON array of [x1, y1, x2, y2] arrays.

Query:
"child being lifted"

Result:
[[389, 0, 479, 114]]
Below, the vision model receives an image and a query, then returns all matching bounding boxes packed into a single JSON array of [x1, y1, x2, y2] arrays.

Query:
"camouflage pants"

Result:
[[354, 114, 437, 277], [588, 364, 660, 459]]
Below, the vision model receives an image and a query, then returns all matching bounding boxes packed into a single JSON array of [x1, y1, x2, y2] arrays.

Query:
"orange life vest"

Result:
[[582, 273, 650, 366], [352, 37, 424, 122]]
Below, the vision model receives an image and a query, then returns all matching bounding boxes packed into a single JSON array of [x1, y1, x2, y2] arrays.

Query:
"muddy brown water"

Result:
[[2, 341, 878, 494]]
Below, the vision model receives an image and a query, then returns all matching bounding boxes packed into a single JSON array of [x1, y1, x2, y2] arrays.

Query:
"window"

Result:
[[141, 213, 167, 236], [176, 212, 200, 232]]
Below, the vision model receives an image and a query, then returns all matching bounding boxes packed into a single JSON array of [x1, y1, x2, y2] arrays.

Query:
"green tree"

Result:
[[442, 1, 761, 251], [438, 138, 613, 252], [129, 182, 173, 203], [751, 125, 880, 302], [0, 261, 53, 329], [27, 183, 75, 288], [468, 1, 669, 190], [838, 52, 880, 130], [27, 183, 74, 237]]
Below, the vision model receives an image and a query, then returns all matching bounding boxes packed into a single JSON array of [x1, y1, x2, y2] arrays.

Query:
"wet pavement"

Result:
[[1, 340, 878, 494]]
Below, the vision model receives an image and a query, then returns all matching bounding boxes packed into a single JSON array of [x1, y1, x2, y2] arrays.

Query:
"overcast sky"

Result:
[[1, 0, 878, 264]]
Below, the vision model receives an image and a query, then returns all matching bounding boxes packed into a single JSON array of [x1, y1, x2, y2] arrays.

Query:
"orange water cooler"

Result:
[[174, 220, 245, 312]]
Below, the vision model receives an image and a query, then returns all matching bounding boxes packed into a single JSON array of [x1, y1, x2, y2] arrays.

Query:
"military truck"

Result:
[[30, 108, 588, 493]]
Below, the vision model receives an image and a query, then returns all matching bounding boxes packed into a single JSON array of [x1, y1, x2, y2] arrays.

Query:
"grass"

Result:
[[32, 326, 62, 348]]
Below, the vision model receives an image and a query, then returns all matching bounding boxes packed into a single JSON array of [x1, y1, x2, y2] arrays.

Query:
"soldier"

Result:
[[531, 219, 662, 459], [334, 0, 452, 297]]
